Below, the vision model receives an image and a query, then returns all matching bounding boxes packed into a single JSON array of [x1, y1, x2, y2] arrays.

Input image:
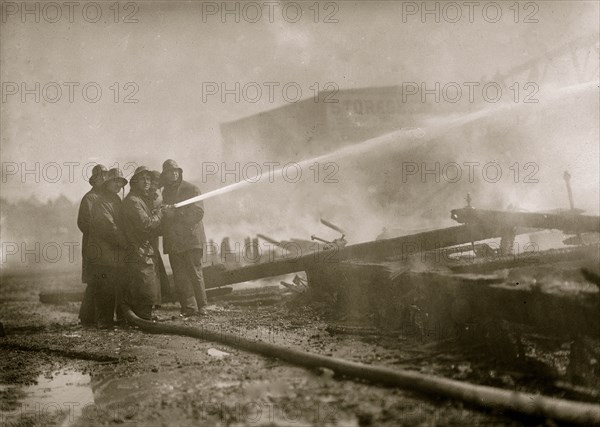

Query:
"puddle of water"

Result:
[[243, 379, 290, 399], [0, 369, 94, 426]]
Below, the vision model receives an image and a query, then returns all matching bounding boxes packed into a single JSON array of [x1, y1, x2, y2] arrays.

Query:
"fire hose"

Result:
[[123, 307, 600, 425]]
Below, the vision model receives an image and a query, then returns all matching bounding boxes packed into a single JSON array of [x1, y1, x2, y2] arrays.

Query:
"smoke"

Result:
[[196, 81, 599, 247], [1, 1, 597, 252]]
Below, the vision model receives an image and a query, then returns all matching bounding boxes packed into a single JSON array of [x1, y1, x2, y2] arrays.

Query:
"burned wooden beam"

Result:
[[202, 206, 599, 289], [203, 225, 501, 288], [451, 207, 600, 234], [256, 233, 285, 248], [448, 244, 600, 274]]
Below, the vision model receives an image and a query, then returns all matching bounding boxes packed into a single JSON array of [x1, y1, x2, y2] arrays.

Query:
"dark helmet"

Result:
[[101, 168, 128, 187], [161, 159, 183, 182], [89, 164, 107, 186], [150, 170, 162, 186], [162, 159, 182, 173], [130, 165, 151, 185]]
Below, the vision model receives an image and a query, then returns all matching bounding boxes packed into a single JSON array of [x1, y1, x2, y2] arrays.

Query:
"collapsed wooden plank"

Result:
[[204, 225, 501, 288], [451, 207, 600, 233], [205, 208, 600, 289]]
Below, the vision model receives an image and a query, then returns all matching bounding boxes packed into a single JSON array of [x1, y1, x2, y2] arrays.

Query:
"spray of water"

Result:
[[175, 80, 598, 208]]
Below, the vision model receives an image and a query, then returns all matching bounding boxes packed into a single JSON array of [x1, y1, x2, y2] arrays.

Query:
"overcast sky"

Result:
[[1, 0, 598, 208]]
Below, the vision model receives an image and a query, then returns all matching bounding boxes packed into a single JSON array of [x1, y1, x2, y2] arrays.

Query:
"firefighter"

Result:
[[76, 164, 107, 326], [122, 166, 163, 320], [160, 159, 208, 317], [87, 168, 128, 329]]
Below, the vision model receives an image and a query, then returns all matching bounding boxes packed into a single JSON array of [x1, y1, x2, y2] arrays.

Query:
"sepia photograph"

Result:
[[0, 1, 599, 425]]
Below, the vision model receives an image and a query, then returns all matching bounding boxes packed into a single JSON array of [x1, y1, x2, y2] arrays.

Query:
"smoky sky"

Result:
[[1, 1, 598, 243]]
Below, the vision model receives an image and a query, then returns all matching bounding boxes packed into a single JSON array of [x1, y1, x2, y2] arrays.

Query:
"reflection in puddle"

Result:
[[1, 369, 94, 426], [0, 369, 105, 426], [0, 368, 143, 426]]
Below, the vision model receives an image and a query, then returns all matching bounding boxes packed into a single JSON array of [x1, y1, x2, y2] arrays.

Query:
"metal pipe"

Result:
[[564, 171, 576, 211], [123, 307, 600, 425]]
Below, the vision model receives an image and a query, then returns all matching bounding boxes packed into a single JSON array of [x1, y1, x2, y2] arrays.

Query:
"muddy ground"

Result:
[[0, 271, 598, 426]]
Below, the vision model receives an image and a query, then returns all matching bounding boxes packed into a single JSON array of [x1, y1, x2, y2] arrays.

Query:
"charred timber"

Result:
[[451, 207, 600, 234], [448, 244, 600, 274], [204, 225, 501, 288]]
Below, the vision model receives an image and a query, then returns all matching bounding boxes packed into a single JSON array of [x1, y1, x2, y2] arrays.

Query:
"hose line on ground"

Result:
[[123, 307, 600, 425]]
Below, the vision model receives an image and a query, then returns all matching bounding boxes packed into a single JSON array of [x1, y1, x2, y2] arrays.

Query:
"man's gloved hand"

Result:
[[152, 207, 164, 220]]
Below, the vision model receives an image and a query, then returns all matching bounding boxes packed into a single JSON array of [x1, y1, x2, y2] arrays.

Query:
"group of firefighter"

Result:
[[77, 160, 208, 329]]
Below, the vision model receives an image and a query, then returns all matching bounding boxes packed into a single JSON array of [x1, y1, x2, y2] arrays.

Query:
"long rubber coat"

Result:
[[161, 173, 206, 255], [122, 190, 163, 307]]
